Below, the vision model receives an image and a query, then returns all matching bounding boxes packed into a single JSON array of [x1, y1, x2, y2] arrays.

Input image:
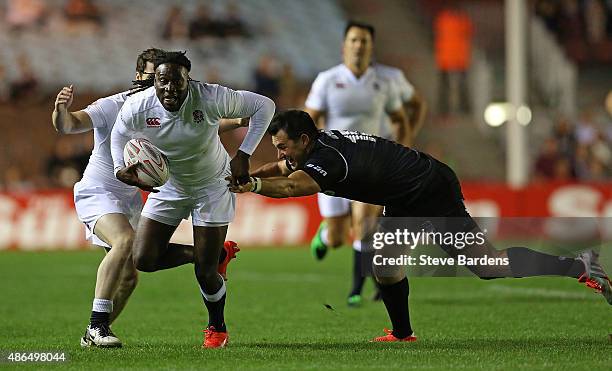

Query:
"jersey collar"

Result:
[[341, 64, 373, 84]]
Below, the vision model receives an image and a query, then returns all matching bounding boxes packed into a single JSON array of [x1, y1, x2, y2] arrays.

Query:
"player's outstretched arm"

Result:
[[228, 170, 320, 198], [250, 160, 292, 178], [51, 85, 93, 134], [218, 118, 249, 133], [217, 88, 275, 185]]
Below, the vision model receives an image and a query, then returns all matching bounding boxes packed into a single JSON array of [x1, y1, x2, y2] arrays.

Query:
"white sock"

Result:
[[320, 226, 330, 246], [352, 240, 362, 252], [199, 276, 226, 302], [92, 298, 113, 313]]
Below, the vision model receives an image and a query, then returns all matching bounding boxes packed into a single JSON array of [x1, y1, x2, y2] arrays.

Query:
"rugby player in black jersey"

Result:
[[228, 109, 611, 342]]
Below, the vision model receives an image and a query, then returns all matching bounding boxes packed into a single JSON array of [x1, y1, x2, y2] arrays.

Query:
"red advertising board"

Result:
[[2, 182, 612, 250]]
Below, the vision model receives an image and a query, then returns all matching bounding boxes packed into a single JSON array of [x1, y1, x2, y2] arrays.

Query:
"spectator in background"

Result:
[[552, 117, 576, 158], [0, 63, 10, 104], [558, 0, 585, 43], [5, 0, 48, 32], [277, 63, 297, 109], [2, 165, 33, 192], [219, 1, 249, 38], [575, 111, 597, 145], [10, 53, 38, 102], [46, 137, 89, 188], [189, 4, 222, 40], [535, 138, 563, 179], [573, 144, 591, 179], [253, 55, 280, 102], [434, 4, 473, 115], [162, 5, 188, 40], [63, 0, 104, 31], [591, 130, 611, 167], [535, 0, 561, 35], [584, 0, 607, 44]]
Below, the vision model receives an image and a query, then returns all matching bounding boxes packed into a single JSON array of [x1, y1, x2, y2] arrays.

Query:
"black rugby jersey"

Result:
[[294, 130, 435, 207]]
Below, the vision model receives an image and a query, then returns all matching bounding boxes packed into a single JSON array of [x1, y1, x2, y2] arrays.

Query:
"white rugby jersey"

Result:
[[375, 64, 415, 139], [81, 91, 138, 196], [111, 82, 274, 191], [305, 64, 402, 136]]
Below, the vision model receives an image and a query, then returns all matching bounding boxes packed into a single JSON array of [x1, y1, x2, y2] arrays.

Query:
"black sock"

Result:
[[218, 247, 227, 264], [203, 294, 226, 332], [349, 250, 366, 296], [379, 277, 412, 339], [507, 247, 585, 278], [90, 311, 110, 327]]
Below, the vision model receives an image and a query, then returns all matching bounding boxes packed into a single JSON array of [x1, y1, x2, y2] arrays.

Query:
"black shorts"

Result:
[[384, 159, 469, 218]]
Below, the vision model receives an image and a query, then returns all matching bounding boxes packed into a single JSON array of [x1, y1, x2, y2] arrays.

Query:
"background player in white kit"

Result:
[[305, 21, 425, 306], [52, 49, 243, 348], [111, 51, 275, 348]]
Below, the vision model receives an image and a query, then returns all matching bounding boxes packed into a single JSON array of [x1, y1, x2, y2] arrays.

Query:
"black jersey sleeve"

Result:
[[301, 148, 347, 191]]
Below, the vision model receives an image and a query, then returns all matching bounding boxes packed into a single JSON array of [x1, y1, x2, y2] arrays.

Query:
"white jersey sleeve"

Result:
[[304, 72, 329, 111], [211, 86, 275, 155], [110, 101, 137, 175], [83, 96, 122, 129]]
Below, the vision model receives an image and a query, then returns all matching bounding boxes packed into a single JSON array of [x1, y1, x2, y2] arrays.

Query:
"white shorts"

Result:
[[142, 180, 236, 227], [317, 193, 351, 218], [73, 180, 143, 248]]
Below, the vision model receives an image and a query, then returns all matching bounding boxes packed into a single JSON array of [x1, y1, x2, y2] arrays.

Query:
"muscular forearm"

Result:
[[52, 110, 76, 134], [52, 110, 92, 134], [259, 177, 297, 198], [250, 161, 285, 178]]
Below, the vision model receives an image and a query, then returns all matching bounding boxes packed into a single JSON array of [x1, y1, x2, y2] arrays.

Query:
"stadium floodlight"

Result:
[[516, 105, 532, 126], [484, 103, 532, 127], [484, 102, 510, 127]]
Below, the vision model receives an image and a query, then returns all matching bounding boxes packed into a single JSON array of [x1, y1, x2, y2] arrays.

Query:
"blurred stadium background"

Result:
[[1, 1, 611, 369], [1, 0, 611, 248]]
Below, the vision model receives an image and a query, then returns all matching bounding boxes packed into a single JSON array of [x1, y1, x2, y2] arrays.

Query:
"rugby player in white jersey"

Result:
[[304, 21, 424, 306], [110, 51, 275, 348], [52, 49, 243, 348]]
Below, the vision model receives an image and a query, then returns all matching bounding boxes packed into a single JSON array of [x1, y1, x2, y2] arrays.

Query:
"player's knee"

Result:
[[133, 251, 157, 272], [194, 265, 219, 284], [113, 233, 135, 252], [328, 233, 345, 248]]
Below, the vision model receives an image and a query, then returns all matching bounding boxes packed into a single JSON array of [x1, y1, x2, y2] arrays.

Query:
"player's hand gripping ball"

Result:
[[123, 138, 169, 187]]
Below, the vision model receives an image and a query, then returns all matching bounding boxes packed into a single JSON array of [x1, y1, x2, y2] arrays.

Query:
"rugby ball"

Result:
[[123, 138, 169, 187]]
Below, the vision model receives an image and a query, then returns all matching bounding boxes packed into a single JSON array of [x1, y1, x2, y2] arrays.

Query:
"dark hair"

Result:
[[130, 50, 195, 95], [135, 48, 166, 74], [343, 20, 375, 40], [153, 50, 191, 72], [268, 110, 319, 140]]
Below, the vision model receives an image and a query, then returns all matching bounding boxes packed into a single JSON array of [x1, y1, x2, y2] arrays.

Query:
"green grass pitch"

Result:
[[0, 247, 610, 370]]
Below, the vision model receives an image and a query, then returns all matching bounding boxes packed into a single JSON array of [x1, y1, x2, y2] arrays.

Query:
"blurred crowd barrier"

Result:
[[2, 182, 612, 250]]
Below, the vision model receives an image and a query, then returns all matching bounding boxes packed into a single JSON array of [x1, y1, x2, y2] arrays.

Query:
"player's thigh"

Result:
[[93, 213, 135, 249], [351, 201, 384, 240], [190, 182, 234, 267], [134, 216, 177, 252], [317, 193, 350, 218]]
